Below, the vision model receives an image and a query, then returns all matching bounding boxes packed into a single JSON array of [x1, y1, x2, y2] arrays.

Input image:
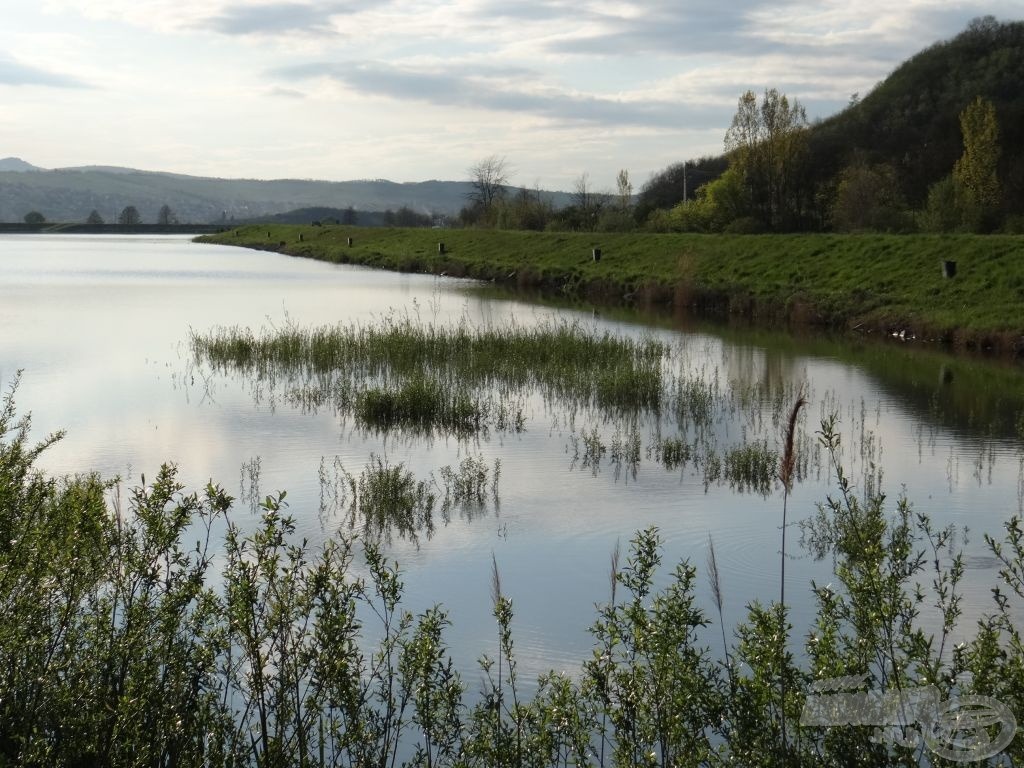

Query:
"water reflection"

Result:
[[1, 234, 1022, 685]]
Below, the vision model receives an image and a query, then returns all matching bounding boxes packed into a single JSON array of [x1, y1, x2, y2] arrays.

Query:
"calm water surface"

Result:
[[2, 234, 1022, 684]]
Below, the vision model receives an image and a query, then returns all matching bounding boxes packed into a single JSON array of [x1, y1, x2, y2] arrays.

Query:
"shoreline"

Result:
[[198, 226, 1024, 358]]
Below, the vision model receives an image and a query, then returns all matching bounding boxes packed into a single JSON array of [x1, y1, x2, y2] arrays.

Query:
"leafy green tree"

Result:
[[670, 166, 749, 232], [831, 161, 911, 232], [921, 176, 962, 232], [23, 211, 45, 225], [725, 88, 809, 229], [595, 208, 636, 232], [953, 96, 1001, 229], [393, 205, 430, 227], [495, 187, 552, 231], [616, 168, 633, 211], [635, 156, 728, 223]]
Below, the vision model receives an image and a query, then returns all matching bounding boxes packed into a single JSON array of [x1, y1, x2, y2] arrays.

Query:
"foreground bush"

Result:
[[0, 379, 1021, 766]]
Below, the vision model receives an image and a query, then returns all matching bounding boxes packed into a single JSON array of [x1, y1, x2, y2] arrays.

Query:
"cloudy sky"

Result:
[[0, 1, 1017, 190]]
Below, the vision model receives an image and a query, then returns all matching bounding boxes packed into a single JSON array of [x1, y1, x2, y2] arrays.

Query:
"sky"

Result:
[[0, 1, 1019, 191]]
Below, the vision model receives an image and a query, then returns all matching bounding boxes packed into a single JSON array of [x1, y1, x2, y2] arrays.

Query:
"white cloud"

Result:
[[0, 54, 89, 88], [5, 1, 1018, 186]]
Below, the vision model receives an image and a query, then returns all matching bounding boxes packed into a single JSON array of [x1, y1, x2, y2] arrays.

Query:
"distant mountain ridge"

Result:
[[0, 163, 574, 223], [0, 157, 44, 173]]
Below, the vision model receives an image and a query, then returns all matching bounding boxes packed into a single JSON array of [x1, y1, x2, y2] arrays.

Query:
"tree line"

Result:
[[460, 17, 1023, 235], [22, 204, 181, 227], [462, 87, 1013, 236], [460, 156, 638, 233]]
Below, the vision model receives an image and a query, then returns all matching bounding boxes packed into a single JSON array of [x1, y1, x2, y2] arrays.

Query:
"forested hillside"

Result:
[[637, 17, 1024, 233]]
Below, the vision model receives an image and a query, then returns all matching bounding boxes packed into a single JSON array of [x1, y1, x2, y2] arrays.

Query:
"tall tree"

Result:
[[466, 155, 509, 211], [572, 172, 593, 213], [118, 206, 141, 226], [831, 161, 908, 232], [157, 204, 177, 225], [86, 210, 104, 226], [953, 96, 1001, 210], [616, 169, 633, 211], [724, 89, 808, 229]]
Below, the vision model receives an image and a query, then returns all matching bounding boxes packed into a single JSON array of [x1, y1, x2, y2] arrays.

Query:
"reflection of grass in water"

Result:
[[316, 452, 501, 545], [354, 454, 438, 545], [568, 426, 607, 475], [609, 423, 642, 481], [723, 441, 778, 495], [355, 376, 485, 437], [573, 423, 786, 498], [651, 436, 692, 470], [672, 374, 717, 433], [191, 316, 666, 434], [199, 315, 830, 497], [438, 455, 501, 507]]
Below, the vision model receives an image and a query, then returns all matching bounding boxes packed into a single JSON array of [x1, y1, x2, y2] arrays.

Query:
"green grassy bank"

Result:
[[199, 226, 1024, 354]]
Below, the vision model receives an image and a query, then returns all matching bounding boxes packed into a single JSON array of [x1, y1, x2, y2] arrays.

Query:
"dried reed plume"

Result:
[[491, 552, 503, 606], [707, 532, 730, 665], [778, 393, 805, 755], [780, 394, 806, 492], [609, 538, 620, 605]]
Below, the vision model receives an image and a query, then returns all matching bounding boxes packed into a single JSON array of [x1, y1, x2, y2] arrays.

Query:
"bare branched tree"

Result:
[[157, 204, 177, 225], [573, 171, 592, 212], [467, 155, 510, 209]]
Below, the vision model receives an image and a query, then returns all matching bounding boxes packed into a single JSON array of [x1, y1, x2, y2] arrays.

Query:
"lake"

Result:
[[2, 233, 1022, 686]]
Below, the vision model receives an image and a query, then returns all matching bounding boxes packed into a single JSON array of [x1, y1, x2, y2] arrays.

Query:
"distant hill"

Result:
[[0, 157, 44, 173], [638, 17, 1024, 223], [0, 163, 575, 224]]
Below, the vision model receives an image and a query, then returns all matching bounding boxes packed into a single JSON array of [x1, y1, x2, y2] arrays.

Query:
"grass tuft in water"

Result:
[[192, 316, 666, 436], [355, 375, 485, 436], [651, 436, 693, 471], [351, 454, 438, 544], [724, 440, 779, 495]]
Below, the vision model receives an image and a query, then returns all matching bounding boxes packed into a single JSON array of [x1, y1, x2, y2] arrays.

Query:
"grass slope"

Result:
[[200, 226, 1024, 353]]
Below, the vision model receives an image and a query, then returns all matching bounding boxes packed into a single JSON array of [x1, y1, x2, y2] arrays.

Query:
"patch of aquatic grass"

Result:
[[317, 452, 501, 542], [569, 426, 607, 474], [438, 454, 501, 508], [595, 365, 661, 411], [350, 454, 438, 544], [701, 450, 723, 490], [650, 436, 693, 470], [191, 316, 667, 430], [672, 373, 718, 432], [723, 440, 778, 495], [239, 455, 262, 513], [355, 376, 484, 436], [609, 422, 642, 481]]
